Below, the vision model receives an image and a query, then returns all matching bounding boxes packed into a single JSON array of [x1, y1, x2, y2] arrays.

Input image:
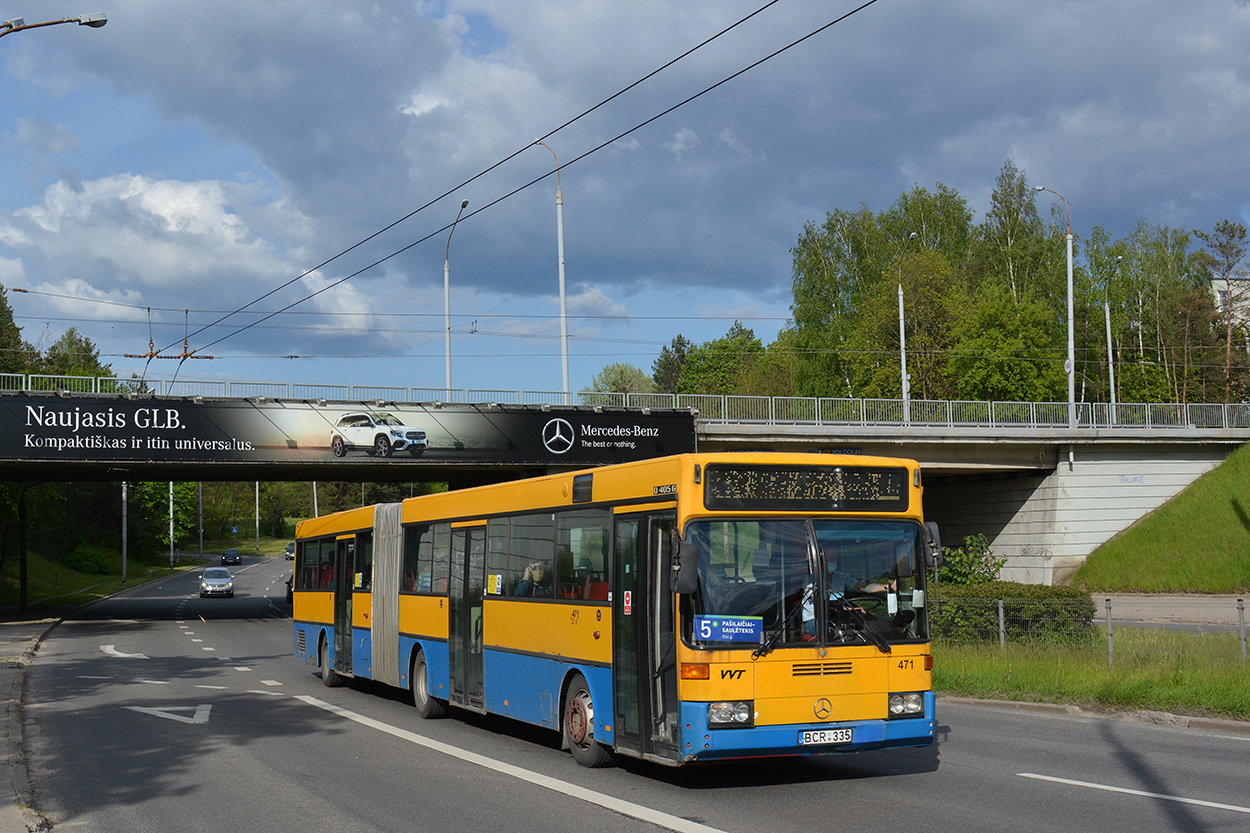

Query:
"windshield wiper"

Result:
[[753, 592, 806, 659], [829, 598, 892, 654]]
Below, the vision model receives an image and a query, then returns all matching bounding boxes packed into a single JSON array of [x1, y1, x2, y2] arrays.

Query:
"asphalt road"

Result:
[[21, 558, 1250, 833]]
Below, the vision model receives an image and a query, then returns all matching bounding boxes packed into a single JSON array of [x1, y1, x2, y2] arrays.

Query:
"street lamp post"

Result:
[[1, 12, 107, 38], [898, 232, 917, 425], [536, 140, 570, 403], [1035, 186, 1076, 429], [1106, 255, 1122, 425], [444, 198, 469, 395]]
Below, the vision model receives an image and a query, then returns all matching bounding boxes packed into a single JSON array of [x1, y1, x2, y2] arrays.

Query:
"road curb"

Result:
[[940, 696, 1250, 737], [1, 617, 61, 832]]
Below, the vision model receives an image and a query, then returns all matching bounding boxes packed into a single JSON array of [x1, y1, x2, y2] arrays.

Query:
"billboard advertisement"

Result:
[[1, 394, 696, 467]]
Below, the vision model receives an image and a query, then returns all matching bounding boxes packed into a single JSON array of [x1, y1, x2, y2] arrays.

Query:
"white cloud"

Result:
[[663, 128, 700, 161]]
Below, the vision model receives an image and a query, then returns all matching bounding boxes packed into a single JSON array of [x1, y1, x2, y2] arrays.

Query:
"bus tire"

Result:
[[411, 650, 447, 719], [563, 673, 613, 768], [319, 638, 343, 688]]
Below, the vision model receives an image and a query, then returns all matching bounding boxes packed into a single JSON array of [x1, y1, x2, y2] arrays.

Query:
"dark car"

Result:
[[284, 542, 295, 560], [221, 548, 242, 566]]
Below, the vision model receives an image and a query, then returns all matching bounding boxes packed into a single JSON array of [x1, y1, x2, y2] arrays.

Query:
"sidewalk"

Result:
[[0, 616, 60, 832]]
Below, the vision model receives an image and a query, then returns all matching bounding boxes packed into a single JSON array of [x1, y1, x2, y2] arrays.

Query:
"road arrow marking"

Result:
[[126, 705, 212, 725], [101, 645, 148, 659]]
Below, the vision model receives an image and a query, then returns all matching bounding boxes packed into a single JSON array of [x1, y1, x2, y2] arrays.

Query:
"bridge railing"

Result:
[[3, 373, 1248, 430]]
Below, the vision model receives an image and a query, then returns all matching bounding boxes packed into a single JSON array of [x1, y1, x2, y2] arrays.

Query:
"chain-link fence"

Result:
[[932, 595, 1248, 663]]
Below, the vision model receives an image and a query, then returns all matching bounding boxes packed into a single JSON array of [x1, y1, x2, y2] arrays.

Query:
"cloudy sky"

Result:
[[2, 1, 1249, 397]]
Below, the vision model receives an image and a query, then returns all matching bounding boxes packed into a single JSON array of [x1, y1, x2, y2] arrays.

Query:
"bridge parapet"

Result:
[[3, 374, 1249, 432]]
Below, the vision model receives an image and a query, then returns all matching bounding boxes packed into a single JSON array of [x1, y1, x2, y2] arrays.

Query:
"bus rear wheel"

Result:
[[411, 650, 447, 719], [320, 638, 343, 688], [563, 673, 613, 768]]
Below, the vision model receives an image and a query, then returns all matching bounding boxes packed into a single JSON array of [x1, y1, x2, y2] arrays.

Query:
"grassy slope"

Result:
[[1074, 440, 1250, 593]]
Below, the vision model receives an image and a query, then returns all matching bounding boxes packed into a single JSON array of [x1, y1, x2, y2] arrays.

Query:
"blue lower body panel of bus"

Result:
[[676, 691, 934, 762]]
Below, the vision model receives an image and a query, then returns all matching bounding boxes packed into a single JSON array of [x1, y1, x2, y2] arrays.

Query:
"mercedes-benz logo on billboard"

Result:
[[542, 418, 575, 454], [814, 698, 833, 720]]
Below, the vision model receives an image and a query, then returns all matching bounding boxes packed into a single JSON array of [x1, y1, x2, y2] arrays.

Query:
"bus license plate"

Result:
[[800, 728, 852, 746]]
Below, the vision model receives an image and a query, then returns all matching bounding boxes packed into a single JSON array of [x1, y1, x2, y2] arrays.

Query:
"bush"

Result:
[[937, 533, 1005, 586], [66, 544, 114, 576], [932, 581, 1097, 646]]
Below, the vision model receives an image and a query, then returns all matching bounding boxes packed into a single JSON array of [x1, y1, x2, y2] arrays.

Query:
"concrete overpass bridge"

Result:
[[6, 373, 1249, 584]]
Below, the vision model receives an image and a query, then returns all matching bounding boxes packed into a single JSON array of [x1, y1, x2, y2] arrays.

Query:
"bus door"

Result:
[[613, 511, 677, 760], [448, 525, 486, 711], [332, 536, 355, 676]]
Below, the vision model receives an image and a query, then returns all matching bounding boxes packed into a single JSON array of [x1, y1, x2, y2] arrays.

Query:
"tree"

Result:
[[789, 205, 887, 396], [651, 335, 692, 394], [676, 321, 764, 395], [585, 362, 653, 394], [968, 160, 1049, 305], [1193, 220, 1249, 400], [947, 281, 1063, 401], [0, 286, 30, 374], [39, 327, 111, 377]]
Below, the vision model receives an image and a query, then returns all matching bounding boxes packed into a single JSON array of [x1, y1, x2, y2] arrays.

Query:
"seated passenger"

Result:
[[514, 561, 553, 597]]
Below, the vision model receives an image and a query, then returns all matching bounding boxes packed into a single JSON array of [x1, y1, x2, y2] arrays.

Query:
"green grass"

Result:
[[936, 627, 1250, 721], [1074, 441, 1250, 593], [0, 535, 293, 612], [0, 549, 203, 611]]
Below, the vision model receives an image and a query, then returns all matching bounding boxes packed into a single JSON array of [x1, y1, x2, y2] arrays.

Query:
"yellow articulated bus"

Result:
[[292, 452, 942, 767]]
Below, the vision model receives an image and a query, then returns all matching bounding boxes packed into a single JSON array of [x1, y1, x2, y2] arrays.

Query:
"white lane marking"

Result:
[[297, 695, 729, 833], [248, 690, 285, 697], [234, 667, 252, 672], [77, 675, 111, 680], [195, 685, 229, 690], [191, 639, 203, 643], [101, 645, 148, 659], [261, 680, 282, 687], [201, 647, 216, 652], [127, 705, 212, 725], [1019, 773, 1250, 815], [136, 680, 171, 685]]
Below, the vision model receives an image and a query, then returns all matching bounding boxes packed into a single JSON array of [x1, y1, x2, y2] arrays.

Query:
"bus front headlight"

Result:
[[888, 692, 924, 716], [708, 701, 754, 728]]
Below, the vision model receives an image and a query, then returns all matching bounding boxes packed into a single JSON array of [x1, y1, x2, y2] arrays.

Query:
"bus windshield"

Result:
[[683, 519, 928, 650]]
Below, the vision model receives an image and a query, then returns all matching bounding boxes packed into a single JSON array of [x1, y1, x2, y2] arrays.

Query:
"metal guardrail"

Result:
[[3, 373, 1249, 430]]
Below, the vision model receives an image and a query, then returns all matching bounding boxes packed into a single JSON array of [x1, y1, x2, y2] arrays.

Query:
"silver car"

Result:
[[330, 412, 427, 458], [200, 567, 234, 598]]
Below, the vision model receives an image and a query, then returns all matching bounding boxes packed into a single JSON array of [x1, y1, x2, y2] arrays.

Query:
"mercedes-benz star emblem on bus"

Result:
[[814, 698, 833, 720], [542, 418, 575, 454]]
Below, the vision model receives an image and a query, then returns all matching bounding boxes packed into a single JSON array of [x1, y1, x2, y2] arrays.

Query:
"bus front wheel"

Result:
[[563, 673, 613, 768], [411, 650, 447, 719]]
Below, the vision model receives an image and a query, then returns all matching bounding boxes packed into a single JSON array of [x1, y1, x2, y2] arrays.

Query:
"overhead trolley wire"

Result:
[[170, 0, 886, 370], [157, 0, 792, 361]]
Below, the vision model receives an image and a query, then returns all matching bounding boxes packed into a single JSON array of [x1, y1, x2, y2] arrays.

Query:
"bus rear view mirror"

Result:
[[923, 522, 944, 569], [672, 541, 699, 594]]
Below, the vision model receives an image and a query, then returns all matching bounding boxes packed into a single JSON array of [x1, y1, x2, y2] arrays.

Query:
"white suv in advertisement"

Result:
[[330, 412, 428, 458]]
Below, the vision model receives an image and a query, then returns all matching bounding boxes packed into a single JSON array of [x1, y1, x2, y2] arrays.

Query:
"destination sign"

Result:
[[703, 463, 910, 512]]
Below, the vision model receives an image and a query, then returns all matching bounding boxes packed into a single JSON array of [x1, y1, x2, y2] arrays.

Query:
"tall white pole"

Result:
[[537, 141, 570, 402], [1106, 255, 1120, 426], [444, 199, 469, 396], [121, 481, 127, 585], [1066, 230, 1075, 429], [898, 283, 909, 425], [168, 481, 174, 569], [1036, 187, 1075, 429], [255, 481, 260, 553], [898, 232, 916, 425]]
